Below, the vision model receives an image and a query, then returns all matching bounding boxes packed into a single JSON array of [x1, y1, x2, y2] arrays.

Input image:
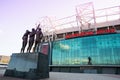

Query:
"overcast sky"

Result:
[[0, 0, 120, 56]]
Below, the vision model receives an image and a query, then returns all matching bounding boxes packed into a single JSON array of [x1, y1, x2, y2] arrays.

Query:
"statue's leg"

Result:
[[20, 48, 23, 53], [22, 41, 27, 53], [33, 41, 37, 52], [27, 41, 30, 53], [29, 41, 34, 53], [36, 40, 41, 52]]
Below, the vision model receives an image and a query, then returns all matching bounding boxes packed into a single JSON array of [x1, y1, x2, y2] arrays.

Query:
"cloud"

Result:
[[59, 43, 70, 50]]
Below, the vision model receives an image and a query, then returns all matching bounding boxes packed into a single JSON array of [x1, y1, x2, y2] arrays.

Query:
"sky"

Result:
[[0, 0, 120, 56]]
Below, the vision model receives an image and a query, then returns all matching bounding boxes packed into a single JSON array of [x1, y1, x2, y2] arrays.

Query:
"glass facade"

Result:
[[52, 33, 120, 65]]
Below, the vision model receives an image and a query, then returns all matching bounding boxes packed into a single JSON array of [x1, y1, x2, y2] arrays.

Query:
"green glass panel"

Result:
[[52, 33, 120, 65]]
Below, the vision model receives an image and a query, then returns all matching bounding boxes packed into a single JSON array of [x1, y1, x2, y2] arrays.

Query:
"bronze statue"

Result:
[[33, 24, 43, 52], [27, 28, 36, 53], [21, 30, 30, 53]]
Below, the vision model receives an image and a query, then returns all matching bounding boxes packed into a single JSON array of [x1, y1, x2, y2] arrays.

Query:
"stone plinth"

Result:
[[4, 52, 49, 79]]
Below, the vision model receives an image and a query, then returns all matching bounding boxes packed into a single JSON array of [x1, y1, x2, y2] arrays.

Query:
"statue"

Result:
[[33, 24, 43, 52], [88, 56, 92, 65], [21, 30, 30, 53], [27, 28, 36, 53]]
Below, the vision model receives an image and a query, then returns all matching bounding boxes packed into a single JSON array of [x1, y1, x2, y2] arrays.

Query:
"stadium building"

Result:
[[0, 55, 10, 64], [38, 2, 120, 74]]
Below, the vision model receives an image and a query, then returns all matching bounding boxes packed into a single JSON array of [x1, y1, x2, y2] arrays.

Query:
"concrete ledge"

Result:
[[50, 65, 120, 74]]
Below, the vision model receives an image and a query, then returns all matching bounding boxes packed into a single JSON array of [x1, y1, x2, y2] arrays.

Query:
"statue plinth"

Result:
[[4, 52, 49, 79]]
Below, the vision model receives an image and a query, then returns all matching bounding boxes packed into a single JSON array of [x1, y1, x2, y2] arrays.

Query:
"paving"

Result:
[[0, 68, 120, 80]]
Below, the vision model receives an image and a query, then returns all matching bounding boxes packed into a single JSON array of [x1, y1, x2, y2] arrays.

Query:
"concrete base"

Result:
[[50, 65, 120, 74], [4, 53, 49, 79]]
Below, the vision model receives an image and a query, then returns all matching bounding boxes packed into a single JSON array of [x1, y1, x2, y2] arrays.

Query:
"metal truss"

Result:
[[38, 2, 120, 41]]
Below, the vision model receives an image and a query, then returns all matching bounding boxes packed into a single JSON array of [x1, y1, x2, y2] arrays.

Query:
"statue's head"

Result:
[[32, 28, 35, 31], [26, 30, 29, 32]]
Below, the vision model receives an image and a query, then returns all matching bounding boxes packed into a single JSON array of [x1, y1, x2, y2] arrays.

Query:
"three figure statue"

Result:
[[20, 24, 43, 53]]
